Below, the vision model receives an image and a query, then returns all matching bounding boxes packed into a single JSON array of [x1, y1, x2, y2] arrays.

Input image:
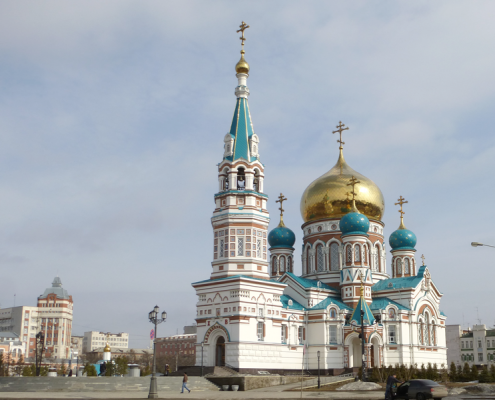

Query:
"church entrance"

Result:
[[348, 337, 362, 368], [215, 336, 225, 366], [370, 337, 381, 367]]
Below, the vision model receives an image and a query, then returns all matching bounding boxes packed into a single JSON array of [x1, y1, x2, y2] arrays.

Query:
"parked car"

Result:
[[393, 379, 448, 400]]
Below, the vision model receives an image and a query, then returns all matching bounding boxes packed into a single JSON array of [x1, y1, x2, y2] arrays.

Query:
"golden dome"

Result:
[[300, 149, 385, 222], [235, 51, 250, 74], [103, 343, 111, 352]]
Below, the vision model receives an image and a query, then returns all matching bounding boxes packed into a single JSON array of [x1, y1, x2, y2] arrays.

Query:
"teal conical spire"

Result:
[[229, 97, 254, 161], [349, 287, 375, 326]]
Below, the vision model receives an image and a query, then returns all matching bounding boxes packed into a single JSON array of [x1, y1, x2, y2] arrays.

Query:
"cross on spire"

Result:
[[276, 193, 287, 217], [332, 121, 349, 149], [237, 21, 250, 50], [421, 254, 425, 266], [395, 195, 408, 229]]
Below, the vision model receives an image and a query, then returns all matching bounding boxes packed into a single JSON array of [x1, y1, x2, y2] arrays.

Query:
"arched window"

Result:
[[307, 247, 312, 274], [253, 169, 261, 193], [12, 349, 16, 357], [280, 256, 286, 273], [375, 244, 381, 272], [330, 243, 339, 271], [237, 168, 245, 190], [355, 245, 361, 262], [419, 319, 424, 345], [431, 320, 436, 346], [396, 258, 402, 276], [272, 257, 277, 275], [287, 256, 292, 272], [317, 245, 324, 271], [346, 245, 352, 264], [404, 258, 410, 274], [363, 245, 368, 264], [253, 145, 257, 154], [425, 313, 430, 345], [329, 308, 337, 319]]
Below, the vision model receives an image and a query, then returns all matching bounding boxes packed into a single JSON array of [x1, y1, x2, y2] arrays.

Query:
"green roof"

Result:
[[280, 295, 306, 311], [230, 98, 254, 161], [370, 297, 410, 311], [350, 295, 375, 326], [310, 296, 352, 311], [283, 272, 338, 292]]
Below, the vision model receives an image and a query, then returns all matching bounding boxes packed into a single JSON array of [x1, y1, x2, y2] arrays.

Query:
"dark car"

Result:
[[393, 379, 448, 400]]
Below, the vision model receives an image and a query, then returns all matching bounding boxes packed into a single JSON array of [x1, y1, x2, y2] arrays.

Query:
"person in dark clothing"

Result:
[[68, 369, 73, 377], [385, 374, 402, 399]]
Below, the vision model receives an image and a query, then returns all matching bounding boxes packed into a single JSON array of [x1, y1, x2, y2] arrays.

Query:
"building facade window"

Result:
[[355, 245, 361, 262], [237, 237, 244, 256], [317, 245, 324, 271], [396, 259, 402, 275], [280, 256, 286, 273], [281, 326, 286, 344], [298, 326, 304, 344], [330, 243, 339, 271], [329, 325, 337, 343], [404, 258, 410, 274], [388, 325, 397, 344], [257, 322, 264, 341]]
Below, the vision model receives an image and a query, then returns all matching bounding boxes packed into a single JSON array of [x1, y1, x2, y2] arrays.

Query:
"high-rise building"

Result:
[[36, 277, 74, 359], [0, 276, 73, 360]]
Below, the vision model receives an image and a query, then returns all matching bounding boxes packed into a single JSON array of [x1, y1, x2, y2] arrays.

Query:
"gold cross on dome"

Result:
[[276, 193, 287, 217], [237, 21, 250, 49], [346, 176, 360, 200], [395, 196, 408, 217], [395, 195, 408, 229], [332, 121, 349, 149], [421, 254, 425, 266]]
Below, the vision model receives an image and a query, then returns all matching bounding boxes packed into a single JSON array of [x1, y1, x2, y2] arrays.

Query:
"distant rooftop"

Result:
[[38, 276, 70, 300]]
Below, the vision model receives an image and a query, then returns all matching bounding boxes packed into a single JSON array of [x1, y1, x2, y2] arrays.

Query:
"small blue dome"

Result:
[[389, 229, 417, 250], [268, 224, 296, 249], [339, 212, 370, 236]]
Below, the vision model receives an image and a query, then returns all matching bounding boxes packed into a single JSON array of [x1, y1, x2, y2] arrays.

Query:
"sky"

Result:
[[0, 1, 494, 348]]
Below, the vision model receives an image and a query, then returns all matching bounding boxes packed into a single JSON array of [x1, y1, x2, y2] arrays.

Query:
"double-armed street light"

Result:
[[148, 305, 167, 399], [471, 242, 495, 249]]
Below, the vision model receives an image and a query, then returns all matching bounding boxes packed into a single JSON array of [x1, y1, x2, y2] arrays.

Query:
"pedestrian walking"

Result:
[[181, 372, 190, 393]]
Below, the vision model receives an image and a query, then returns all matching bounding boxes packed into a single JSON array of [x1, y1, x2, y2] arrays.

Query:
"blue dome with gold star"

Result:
[[339, 211, 370, 236], [389, 228, 417, 250], [268, 222, 296, 249]]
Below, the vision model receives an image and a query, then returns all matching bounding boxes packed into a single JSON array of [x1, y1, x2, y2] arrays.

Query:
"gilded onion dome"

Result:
[[235, 50, 250, 74], [300, 149, 385, 222], [104, 342, 111, 352]]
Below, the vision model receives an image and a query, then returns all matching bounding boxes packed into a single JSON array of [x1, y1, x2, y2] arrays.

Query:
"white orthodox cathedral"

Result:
[[192, 23, 447, 373]]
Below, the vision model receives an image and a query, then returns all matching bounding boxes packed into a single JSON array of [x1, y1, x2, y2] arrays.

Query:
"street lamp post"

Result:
[[201, 342, 204, 377], [317, 350, 321, 389], [148, 305, 167, 399], [35, 331, 45, 376], [360, 310, 366, 382], [472, 242, 495, 248]]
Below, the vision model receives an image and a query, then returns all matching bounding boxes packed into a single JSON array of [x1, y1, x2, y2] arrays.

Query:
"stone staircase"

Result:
[[0, 376, 219, 392], [210, 366, 239, 376]]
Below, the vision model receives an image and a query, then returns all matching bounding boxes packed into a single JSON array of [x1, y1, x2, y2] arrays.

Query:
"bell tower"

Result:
[[210, 22, 270, 280]]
